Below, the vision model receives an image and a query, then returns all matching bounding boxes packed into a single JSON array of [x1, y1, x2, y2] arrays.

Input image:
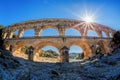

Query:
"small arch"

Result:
[[13, 30, 19, 38], [69, 46, 83, 62], [87, 30, 98, 37], [110, 33, 113, 38], [65, 28, 81, 36], [40, 28, 59, 36], [102, 31, 107, 37], [23, 29, 35, 37]]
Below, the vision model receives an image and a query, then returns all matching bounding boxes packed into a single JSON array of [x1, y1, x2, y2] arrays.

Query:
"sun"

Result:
[[83, 16, 94, 23]]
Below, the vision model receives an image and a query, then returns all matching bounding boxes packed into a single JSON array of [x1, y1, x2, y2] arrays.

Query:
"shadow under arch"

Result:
[[3, 41, 10, 50], [70, 40, 93, 59], [34, 41, 60, 61], [97, 40, 110, 54], [13, 41, 26, 53]]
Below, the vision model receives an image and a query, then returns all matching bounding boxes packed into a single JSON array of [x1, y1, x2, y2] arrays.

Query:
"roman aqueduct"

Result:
[[2, 18, 116, 62]]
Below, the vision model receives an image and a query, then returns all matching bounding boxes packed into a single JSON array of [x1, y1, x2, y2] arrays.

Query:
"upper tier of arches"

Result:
[[2, 18, 116, 39]]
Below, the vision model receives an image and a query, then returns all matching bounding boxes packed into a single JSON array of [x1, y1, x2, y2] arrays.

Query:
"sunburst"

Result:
[[82, 16, 94, 23], [73, 13, 96, 36]]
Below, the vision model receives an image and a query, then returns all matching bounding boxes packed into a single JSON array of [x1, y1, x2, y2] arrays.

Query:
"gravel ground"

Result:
[[0, 49, 120, 80]]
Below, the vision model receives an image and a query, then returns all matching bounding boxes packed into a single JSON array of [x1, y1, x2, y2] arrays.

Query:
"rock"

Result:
[[51, 70, 60, 76], [0, 47, 120, 80]]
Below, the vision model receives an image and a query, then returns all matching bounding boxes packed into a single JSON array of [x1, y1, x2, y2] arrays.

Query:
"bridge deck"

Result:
[[5, 36, 112, 40]]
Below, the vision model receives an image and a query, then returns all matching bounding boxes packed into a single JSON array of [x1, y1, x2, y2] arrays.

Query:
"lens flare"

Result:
[[83, 16, 94, 23]]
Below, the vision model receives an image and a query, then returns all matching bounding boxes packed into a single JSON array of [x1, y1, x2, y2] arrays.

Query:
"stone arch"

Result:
[[70, 40, 93, 59], [65, 28, 81, 36], [104, 31, 110, 38], [12, 41, 29, 59], [69, 45, 83, 53], [34, 41, 60, 61], [109, 33, 113, 38], [69, 45, 83, 61], [34, 41, 60, 53], [22, 29, 35, 37], [97, 40, 110, 54], [40, 27, 59, 36], [86, 30, 99, 37], [13, 30, 19, 38], [102, 31, 107, 37]]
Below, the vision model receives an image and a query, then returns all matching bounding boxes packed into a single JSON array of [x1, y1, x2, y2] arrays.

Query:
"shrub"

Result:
[[111, 30, 120, 46], [75, 52, 84, 59], [21, 46, 27, 54], [39, 50, 58, 58]]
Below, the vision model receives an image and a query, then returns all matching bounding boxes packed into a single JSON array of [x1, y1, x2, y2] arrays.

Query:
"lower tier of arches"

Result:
[[3, 38, 111, 63]]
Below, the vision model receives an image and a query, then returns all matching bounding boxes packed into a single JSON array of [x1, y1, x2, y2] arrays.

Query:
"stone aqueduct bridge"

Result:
[[2, 18, 115, 62]]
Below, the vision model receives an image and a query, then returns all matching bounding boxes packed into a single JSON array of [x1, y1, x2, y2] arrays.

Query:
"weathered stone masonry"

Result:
[[2, 18, 116, 62]]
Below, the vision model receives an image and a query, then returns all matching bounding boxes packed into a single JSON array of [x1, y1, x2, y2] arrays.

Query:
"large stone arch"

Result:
[[33, 41, 60, 61], [69, 40, 93, 59]]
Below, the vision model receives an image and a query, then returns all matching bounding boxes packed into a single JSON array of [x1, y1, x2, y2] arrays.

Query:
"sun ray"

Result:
[[89, 23, 94, 30], [73, 22, 84, 28], [83, 24, 88, 36]]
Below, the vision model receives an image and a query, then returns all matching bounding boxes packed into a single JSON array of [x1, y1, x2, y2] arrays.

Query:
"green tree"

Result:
[[112, 30, 120, 45], [75, 52, 84, 59], [110, 30, 120, 53], [21, 46, 27, 54], [0, 25, 4, 29], [110, 30, 120, 47]]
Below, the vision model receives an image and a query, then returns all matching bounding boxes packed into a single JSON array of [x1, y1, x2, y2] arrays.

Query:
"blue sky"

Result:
[[0, 0, 120, 53]]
